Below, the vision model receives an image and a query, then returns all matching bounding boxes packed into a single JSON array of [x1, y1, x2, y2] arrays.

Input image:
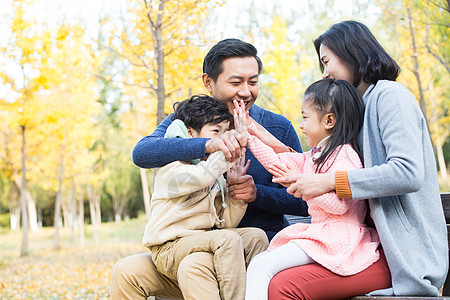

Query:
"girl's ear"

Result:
[[323, 113, 336, 130]]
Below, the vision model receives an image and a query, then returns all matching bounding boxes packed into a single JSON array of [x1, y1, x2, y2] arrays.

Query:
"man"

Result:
[[110, 39, 308, 300]]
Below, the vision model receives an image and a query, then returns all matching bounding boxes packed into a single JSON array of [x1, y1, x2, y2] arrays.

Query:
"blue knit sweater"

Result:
[[133, 104, 308, 240]]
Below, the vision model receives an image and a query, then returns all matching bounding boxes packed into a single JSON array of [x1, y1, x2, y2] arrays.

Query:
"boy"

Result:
[[143, 95, 261, 300]]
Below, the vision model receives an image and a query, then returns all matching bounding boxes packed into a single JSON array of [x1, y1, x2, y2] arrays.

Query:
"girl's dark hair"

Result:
[[304, 78, 365, 172], [171, 94, 232, 133], [203, 38, 263, 82], [313, 20, 400, 87]]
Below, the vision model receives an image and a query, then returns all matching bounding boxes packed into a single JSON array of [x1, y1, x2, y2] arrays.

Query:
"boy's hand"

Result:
[[227, 157, 251, 182], [227, 157, 256, 202]]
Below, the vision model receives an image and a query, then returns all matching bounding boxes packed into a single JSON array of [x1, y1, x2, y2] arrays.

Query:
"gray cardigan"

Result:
[[347, 80, 448, 296]]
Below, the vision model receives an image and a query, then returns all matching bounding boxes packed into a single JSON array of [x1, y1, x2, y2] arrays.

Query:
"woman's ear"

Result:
[[323, 113, 336, 130], [202, 73, 213, 93]]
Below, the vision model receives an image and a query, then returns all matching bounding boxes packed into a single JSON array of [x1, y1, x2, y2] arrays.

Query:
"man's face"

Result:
[[203, 56, 259, 113]]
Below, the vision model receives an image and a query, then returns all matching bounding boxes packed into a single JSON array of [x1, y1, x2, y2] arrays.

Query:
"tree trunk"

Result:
[[78, 189, 85, 246], [115, 213, 121, 223], [87, 183, 100, 244], [428, 81, 448, 181], [113, 195, 122, 223], [70, 179, 76, 244], [19, 125, 29, 257], [26, 193, 38, 233], [13, 171, 38, 233], [62, 196, 70, 228], [95, 195, 101, 228], [436, 141, 448, 181], [140, 168, 151, 220], [407, 8, 431, 138], [54, 146, 65, 250], [10, 206, 20, 231], [148, 0, 167, 125]]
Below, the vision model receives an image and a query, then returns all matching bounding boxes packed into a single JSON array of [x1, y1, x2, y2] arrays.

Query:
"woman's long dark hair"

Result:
[[304, 79, 365, 172], [313, 20, 400, 87]]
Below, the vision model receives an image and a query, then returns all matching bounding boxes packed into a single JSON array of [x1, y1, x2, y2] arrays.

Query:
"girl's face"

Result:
[[319, 44, 354, 83], [299, 99, 333, 148]]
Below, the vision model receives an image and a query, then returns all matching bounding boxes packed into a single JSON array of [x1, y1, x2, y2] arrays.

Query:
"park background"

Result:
[[0, 0, 448, 298]]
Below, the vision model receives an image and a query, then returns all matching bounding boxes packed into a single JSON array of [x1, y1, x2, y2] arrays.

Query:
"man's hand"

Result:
[[227, 174, 257, 203], [205, 129, 246, 162], [227, 157, 256, 202]]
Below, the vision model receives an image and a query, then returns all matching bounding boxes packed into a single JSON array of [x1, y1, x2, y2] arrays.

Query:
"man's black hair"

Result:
[[203, 38, 263, 82], [171, 94, 232, 133], [314, 20, 400, 87]]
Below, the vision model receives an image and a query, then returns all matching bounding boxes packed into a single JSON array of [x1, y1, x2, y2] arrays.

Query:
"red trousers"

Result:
[[268, 250, 391, 300]]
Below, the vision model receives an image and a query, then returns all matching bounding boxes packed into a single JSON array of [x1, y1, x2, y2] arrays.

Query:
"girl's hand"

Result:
[[247, 117, 290, 153], [268, 162, 297, 188], [233, 100, 248, 157], [273, 173, 335, 199]]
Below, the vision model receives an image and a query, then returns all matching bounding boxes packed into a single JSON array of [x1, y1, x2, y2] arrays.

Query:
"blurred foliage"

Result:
[[0, 0, 448, 238]]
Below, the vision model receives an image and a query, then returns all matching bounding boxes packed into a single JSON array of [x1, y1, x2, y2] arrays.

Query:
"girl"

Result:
[[269, 20, 447, 299], [238, 79, 380, 300]]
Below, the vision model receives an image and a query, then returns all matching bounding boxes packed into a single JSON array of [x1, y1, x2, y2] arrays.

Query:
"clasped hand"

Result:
[[225, 100, 256, 203], [204, 100, 248, 162]]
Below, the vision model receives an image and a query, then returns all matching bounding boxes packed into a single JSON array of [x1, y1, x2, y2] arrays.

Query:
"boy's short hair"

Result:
[[171, 94, 232, 133]]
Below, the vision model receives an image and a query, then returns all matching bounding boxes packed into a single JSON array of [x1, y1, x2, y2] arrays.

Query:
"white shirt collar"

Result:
[[312, 136, 330, 159]]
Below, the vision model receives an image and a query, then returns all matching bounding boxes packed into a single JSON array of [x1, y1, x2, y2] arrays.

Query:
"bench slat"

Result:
[[442, 193, 450, 222]]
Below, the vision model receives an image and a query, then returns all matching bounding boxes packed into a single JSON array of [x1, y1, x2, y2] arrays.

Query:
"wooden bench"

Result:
[[350, 192, 450, 300]]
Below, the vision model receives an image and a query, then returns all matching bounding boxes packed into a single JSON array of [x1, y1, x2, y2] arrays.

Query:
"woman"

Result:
[[268, 20, 447, 299]]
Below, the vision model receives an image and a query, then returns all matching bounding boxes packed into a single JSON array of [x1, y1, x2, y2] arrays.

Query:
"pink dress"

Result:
[[247, 128, 380, 276]]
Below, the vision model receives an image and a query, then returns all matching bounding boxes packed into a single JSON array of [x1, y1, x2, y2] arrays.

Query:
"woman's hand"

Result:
[[273, 172, 336, 199]]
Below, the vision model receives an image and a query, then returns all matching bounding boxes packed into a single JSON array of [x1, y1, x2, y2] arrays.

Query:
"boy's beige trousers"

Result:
[[110, 227, 268, 300]]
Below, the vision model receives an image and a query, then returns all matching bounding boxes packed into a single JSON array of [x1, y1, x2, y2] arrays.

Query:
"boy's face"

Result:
[[188, 120, 230, 139], [202, 57, 259, 113]]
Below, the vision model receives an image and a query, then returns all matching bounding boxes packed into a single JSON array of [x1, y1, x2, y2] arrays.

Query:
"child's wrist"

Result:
[[274, 145, 292, 153]]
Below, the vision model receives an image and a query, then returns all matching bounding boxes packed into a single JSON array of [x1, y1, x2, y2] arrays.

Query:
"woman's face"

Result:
[[319, 44, 354, 83]]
